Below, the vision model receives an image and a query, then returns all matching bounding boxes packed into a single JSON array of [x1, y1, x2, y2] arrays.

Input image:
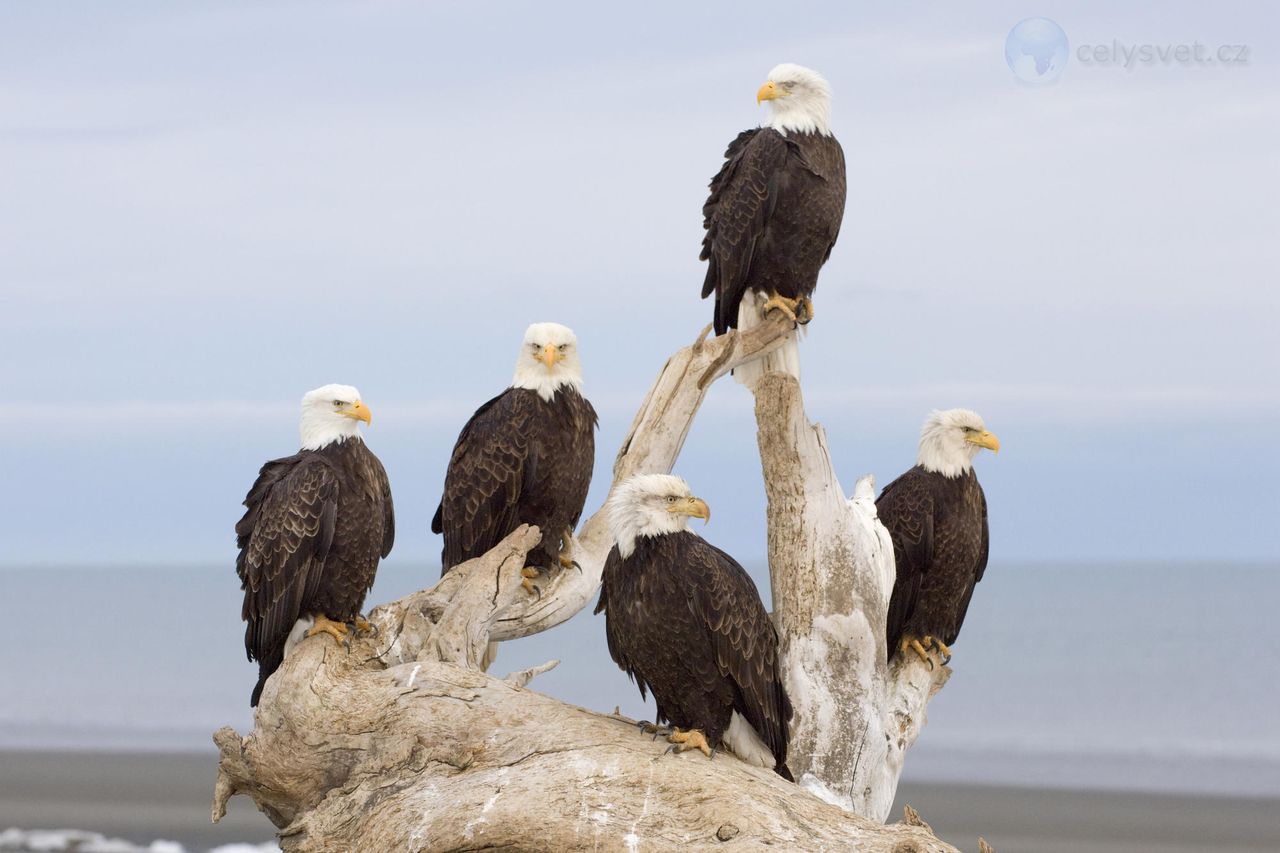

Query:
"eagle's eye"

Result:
[[333, 400, 344, 408], [558, 344, 568, 352], [666, 496, 676, 503]]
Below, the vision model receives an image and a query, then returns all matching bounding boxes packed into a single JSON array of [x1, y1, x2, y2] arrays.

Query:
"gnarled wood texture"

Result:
[[213, 317, 957, 850]]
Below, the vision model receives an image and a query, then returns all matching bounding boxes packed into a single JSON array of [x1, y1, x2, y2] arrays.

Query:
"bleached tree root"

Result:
[[212, 316, 958, 851], [753, 373, 951, 820], [213, 630, 953, 850]]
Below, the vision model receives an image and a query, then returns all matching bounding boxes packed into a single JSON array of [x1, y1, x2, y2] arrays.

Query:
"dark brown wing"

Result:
[[434, 389, 533, 572], [945, 482, 989, 645], [700, 128, 789, 334], [595, 546, 651, 700], [235, 453, 338, 676], [692, 539, 793, 779], [375, 454, 395, 559], [877, 467, 934, 661]]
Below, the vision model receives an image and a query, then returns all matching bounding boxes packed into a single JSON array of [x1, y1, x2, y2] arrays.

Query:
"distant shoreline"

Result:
[[2, 749, 1279, 853], [7, 732, 1279, 798]]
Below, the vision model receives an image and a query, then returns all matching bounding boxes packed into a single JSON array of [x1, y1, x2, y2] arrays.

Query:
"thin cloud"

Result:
[[10, 382, 1274, 440]]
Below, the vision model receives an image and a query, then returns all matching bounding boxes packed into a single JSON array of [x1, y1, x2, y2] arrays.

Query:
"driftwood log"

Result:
[[213, 316, 958, 851], [753, 372, 949, 819]]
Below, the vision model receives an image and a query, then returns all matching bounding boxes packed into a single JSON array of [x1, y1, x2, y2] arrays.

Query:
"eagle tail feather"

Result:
[[249, 651, 281, 707]]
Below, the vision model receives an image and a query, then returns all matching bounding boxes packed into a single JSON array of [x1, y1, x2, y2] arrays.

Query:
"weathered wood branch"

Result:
[[752, 373, 949, 821], [213, 566, 953, 850], [212, 317, 958, 851]]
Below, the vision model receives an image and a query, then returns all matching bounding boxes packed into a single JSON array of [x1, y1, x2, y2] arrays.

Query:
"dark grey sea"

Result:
[[3, 560, 1277, 797]]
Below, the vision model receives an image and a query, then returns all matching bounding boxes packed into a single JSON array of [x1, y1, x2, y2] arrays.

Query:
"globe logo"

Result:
[[1005, 17, 1069, 84]]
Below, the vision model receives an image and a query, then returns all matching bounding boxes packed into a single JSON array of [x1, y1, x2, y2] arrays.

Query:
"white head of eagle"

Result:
[[916, 408, 1001, 479], [757, 63, 833, 137], [512, 322, 584, 402], [299, 383, 371, 450], [606, 474, 711, 559]]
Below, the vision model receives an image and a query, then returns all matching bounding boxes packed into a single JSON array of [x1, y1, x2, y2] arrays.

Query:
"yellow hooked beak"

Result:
[[965, 430, 1000, 453], [541, 344, 561, 369], [344, 400, 372, 425], [668, 496, 711, 524], [757, 80, 782, 103]]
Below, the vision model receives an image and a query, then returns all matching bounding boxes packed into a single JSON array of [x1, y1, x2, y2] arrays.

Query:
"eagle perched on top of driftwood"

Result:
[[235, 384, 395, 707], [878, 409, 1000, 667], [596, 474, 793, 779], [433, 323, 597, 593], [700, 63, 846, 387]]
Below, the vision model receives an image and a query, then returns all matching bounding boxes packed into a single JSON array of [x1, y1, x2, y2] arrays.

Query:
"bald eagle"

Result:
[[235, 384, 395, 707], [879, 409, 1000, 667], [595, 475, 793, 779], [432, 323, 597, 593], [701, 63, 846, 386]]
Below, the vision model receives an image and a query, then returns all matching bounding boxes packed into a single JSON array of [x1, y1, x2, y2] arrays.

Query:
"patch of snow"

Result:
[[799, 773, 853, 812]]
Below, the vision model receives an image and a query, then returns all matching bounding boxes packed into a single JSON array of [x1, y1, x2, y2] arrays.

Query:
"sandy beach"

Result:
[[889, 782, 1280, 853], [2, 750, 1278, 852], [0, 751, 271, 849]]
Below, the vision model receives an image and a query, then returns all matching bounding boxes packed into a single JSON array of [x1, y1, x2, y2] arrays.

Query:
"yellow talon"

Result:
[[926, 636, 953, 663], [900, 635, 933, 667], [520, 566, 541, 596], [559, 527, 577, 569], [667, 727, 713, 758], [306, 615, 350, 644], [795, 296, 815, 324], [761, 292, 800, 323]]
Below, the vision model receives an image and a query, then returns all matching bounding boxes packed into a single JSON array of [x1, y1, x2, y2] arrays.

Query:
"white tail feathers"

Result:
[[283, 616, 315, 661], [722, 710, 777, 769], [733, 292, 802, 389]]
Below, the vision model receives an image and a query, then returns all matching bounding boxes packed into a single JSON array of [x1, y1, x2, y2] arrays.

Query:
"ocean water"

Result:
[[1, 560, 1277, 797]]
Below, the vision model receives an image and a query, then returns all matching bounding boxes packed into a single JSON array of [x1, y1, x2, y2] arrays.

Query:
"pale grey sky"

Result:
[[1, 1, 1276, 565]]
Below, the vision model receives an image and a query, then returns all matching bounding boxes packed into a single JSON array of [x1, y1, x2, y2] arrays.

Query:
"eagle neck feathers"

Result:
[[511, 369, 583, 403], [609, 511, 692, 561]]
